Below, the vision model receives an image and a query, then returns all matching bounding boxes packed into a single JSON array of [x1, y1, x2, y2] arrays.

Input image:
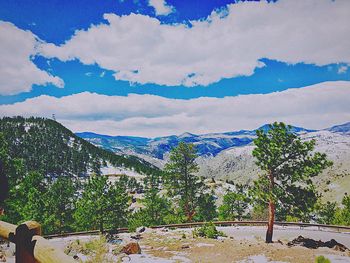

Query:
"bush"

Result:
[[286, 215, 300, 222], [127, 210, 149, 232], [193, 222, 225, 239], [315, 255, 331, 263], [163, 213, 184, 225]]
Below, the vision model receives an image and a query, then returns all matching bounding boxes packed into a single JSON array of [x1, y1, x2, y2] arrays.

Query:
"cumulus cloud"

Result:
[[1, 81, 349, 137], [148, 0, 174, 16], [39, 0, 350, 87], [338, 65, 348, 74], [0, 21, 64, 96]]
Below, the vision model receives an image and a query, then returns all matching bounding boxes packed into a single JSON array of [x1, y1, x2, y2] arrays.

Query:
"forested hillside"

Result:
[[0, 116, 159, 176], [0, 117, 159, 233], [1, 120, 349, 236]]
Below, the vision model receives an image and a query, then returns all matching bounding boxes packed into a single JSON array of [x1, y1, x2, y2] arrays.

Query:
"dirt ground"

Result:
[[2, 226, 349, 262], [137, 226, 350, 263]]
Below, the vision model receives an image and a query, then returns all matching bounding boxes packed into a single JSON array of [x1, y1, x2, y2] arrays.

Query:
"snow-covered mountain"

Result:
[[77, 122, 350, 202], [76, 124, 314, 163]]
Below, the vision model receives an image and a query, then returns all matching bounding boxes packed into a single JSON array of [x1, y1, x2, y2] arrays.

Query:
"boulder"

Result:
[[131, 233, 142, 240], [121, 242, 141, 255], [181, 244, 190, 249], [287, 236, 349, 251], [136, 226, 146, 233]]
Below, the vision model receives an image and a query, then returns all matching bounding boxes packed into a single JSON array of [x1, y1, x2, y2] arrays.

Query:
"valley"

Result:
[[78, 122, 350, 202]]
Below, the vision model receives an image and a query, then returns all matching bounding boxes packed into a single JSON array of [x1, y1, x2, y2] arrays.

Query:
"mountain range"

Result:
[[77, 122, 350, 202], [75, 123, 330, 164]]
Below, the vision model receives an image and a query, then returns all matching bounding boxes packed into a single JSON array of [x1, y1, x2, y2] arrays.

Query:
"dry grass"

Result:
[[65, 235, 115, 263]]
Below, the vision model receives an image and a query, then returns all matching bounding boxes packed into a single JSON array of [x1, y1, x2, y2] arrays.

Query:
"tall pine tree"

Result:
[[164, 142, 206, 222], [251, 122, 332, 243]]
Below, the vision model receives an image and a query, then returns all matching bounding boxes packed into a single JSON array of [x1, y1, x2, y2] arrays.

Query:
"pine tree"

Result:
[[44, 176, 77, 233], [74, 175, 128, 232], [15, 171, 48, 225], [333, 194, 350, 226], [315, 201, 337, 225], [196, 192, 217, 222], [164, 142, 205, 222], [142, 171, 171, 225], [219, 184, 250, 221], [251, 122, 332, 243]]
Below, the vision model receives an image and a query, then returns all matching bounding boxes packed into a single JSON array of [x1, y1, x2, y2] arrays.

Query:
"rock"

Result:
[[287, 236, 348, 251], [136, 226, 146, 233], [324, 239, 348, 252], [181, 244, 190, 249], [131, 234, 142, 240], [105, 233, 120, 243], [287, 236, 323, 249], [121, 242, 141, 255]]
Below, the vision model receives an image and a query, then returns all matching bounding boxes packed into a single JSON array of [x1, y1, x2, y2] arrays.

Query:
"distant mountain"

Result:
[[0, 117, 159, 177], [77, 129, 255, 161], [77, 122, 350, 202], [197, 129, 350, 202], [254, 124, 316, 134], [327, 122, 350, 135], [77, 124, 317, 164]]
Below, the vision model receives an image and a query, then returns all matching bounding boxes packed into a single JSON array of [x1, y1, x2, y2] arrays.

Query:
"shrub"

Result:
[[127, 210, 149, 232], [193, 222, 225, 239], [286, 215, 300, 222], [315, 255, 331, 263]]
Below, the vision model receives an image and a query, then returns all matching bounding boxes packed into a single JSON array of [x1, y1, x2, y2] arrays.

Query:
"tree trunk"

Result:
[[266, 199, 275, 243], [187, 210, 195, 222], [266, 171, 275, 243], [99, 217, 104, 233]]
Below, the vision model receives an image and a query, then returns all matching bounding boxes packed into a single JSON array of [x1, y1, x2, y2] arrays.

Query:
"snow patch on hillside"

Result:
[[101, 164, 145, 178]]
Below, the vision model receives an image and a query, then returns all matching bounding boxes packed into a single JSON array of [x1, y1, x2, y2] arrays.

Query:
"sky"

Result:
[[0, 0, 350, 137]]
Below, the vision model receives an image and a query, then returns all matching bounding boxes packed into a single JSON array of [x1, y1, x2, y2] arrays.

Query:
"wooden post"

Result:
[[15, 221, 41, 263], [1, 220, 76, 263]]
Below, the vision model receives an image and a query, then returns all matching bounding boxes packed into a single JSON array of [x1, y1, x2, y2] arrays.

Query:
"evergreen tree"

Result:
[[196, 192, 217, 222], [74, 175, 128, 232], [315, 201, 337, 225], [127, 177, 142, 193], [44, 176, 77, 233], [164, 142, 206, 222], [0, 134, 9, 214], [15, 171, 48, 225], [219, 184, 250, 221], [143, 171, 171, 225], [251, 122, 332, 243], [333, 194, 350, 226]]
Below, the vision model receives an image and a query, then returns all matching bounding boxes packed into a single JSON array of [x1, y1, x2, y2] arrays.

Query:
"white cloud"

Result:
[[1, 81, 349, 137], [0, 21, 64, 96], [338, 65, 348, 74], [148, 0, 174, 16], [39, 0, 350, 87]]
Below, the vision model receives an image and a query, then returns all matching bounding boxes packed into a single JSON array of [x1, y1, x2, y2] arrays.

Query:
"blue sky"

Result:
[[0, 0, 349, 136]]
